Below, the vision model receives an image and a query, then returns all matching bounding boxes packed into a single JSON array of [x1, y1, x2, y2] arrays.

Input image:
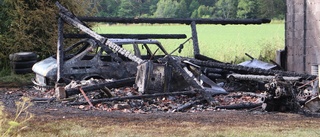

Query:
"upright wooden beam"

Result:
[[303, 0, 307, 73], [57, 17, 64, 81], [191, 21, 200, 56]]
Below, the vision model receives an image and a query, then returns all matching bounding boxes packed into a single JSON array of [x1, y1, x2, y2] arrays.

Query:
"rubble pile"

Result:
[[25, 2, 320, 115], [26, 85, 264, 113]]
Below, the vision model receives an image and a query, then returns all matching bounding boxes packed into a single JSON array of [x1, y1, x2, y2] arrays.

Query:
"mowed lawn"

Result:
[[93, 23, 284, 63]]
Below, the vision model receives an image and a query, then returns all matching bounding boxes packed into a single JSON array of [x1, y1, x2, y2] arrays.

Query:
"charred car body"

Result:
[[32, 38, 168, 87]]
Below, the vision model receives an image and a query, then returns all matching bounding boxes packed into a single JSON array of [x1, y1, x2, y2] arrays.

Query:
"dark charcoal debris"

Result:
[[2, 86, 266, 114]]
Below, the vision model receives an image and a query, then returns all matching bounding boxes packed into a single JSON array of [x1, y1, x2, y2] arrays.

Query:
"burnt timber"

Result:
[[186, 58, 316, 80], [63, 34, 187, 39], [68, 90, 196, 106], [65, 77, 136, 97], [77, 17, 271, 25]]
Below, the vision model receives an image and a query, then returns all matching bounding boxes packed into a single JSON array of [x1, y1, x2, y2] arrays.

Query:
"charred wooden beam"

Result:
[[161, 56, 202, 90], [78, 17, 271, 25], [187, 58, 317, 80], [191, 21, 200, 56], [63, 34, 187, 39], [57, 18, 64, 81], [206, 73, 224, 79], [31, 98, 56, 102], [65, 77, 135, 97], [202, 68, 228, 74], [227, 74, 302, 82], [195, 54, 223, 63], [269, 59, 285, 70], [226, 92, 266, 98], [56, 2, 144, 64], [215, 102, 262, 110], [68, 90, 196, 105], [175, 98, 205, 112], [160, 56, 216, 103], [79, 87, 94, 108]]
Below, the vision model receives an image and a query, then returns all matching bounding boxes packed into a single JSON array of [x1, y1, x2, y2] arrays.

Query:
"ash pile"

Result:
[[30, 2, 320, 114]]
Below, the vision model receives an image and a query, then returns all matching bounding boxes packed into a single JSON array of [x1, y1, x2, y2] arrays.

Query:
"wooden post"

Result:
[[57, 17, 64, 81], [191, 21, 200, 57]]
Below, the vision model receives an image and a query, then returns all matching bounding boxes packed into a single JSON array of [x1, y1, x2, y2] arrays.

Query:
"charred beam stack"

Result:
[[185, 58, 316, 80]]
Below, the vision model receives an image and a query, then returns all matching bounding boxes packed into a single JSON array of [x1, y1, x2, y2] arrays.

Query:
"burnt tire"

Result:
[[13, 68, 33, 74], [9, 52, 37, 62], [10, 60, 37, 69]]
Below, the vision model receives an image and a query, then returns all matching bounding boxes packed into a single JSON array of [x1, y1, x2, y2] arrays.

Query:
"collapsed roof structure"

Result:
[[30, 2, 320, 114]]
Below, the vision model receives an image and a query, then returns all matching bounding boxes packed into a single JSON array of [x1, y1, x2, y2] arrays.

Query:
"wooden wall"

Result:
[[286, 0, 320, 74]]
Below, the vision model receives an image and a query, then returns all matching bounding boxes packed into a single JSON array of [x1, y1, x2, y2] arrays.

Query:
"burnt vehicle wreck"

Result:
[[30, 2, 320, 114], [32, 38, 169, 88]]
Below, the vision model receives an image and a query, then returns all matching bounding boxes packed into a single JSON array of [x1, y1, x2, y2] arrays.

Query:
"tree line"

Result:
[[96, 0, 285, 19]]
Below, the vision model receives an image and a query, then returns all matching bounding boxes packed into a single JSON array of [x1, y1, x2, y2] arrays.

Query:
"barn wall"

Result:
[[286, 0, 320, 74]]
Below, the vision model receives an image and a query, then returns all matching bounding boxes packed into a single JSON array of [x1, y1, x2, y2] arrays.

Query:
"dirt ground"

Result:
[[1, 86, 320, 130]]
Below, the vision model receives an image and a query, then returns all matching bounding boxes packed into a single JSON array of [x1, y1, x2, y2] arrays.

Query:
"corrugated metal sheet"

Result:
[[286, 0, 320, 74]]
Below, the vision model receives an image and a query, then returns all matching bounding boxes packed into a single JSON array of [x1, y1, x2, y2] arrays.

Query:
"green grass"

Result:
[[14, 118, 320, 137], [93, 23, 284, 63], [0, 68, 34, 87]]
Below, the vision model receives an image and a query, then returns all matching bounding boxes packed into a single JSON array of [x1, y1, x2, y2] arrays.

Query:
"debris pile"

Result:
[[28, 84, 264, 113], [27, 2, 320, 115]]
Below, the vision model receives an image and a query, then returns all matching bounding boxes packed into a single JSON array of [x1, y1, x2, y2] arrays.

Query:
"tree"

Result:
[[257, 0, 285, 19], [97, 0, 119, 17], [273, 0, 286, 19], [140, 0, 159, 17], [198, 0, 217, 7], [0, 0, 94, 68], [117, 0, 159, 18], [176, 0, 189, 18], [195, 5, 214, 18], [118, 0, 137, 17], [237, 0, 258, 18], [214, 0, 238, 19], [0, 0, 11, 34], [189, 0, 200, 18], [153, 0, 179, 18]]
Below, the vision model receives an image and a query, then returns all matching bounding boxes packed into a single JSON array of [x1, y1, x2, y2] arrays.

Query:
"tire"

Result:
[[9, 52, 37, 62], [10, 60, 37, 69], [13, 68, 33, 74]]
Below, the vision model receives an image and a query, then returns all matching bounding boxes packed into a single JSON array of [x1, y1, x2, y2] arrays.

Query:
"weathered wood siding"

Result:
[[286, 0, 320, 74]]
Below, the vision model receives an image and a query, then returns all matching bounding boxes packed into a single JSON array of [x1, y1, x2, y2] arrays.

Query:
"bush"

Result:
[[0, 0, 96, 68], [1, 97, 33, 136], [258, 37, 284, 62]]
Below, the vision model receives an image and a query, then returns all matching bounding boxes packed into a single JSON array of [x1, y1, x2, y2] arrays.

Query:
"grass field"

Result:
[[93, 23, 284, 63], [5, 116, 320, 137]]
